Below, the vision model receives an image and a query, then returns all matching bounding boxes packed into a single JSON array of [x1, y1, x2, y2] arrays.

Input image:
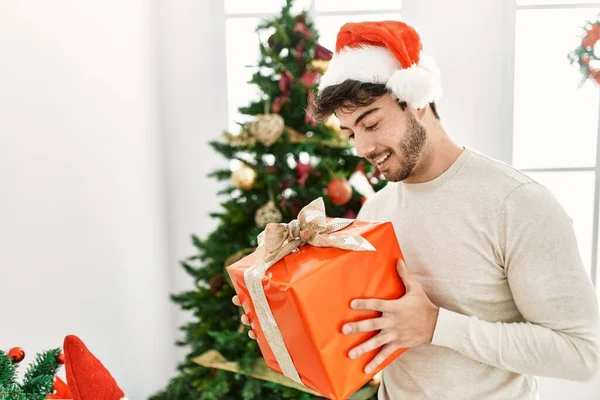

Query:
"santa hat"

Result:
[[319, 21, 441, 109], [62, 335, 127, 400]]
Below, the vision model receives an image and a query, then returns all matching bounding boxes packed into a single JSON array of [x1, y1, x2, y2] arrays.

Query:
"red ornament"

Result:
[[293, 22, 313, 38], [343, 209, 357, 219], [296, 39, 307, 66], [279, 69, 294, 93], [8, 347, 25, 363], [296, 162, 312, 187], [272, 92, 290, 113], [327, 177, 353, 206], [301, 70, 320, 88], [57, 353, 65, 365]]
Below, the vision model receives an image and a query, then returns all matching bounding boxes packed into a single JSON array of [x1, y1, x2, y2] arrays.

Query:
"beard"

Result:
[[384, 111, 427, 182]]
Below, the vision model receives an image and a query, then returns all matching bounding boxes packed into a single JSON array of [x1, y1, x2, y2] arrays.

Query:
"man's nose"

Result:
[[354, 133, 376, 158]]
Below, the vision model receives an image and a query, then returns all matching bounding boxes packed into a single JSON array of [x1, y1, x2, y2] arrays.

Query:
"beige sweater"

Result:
[[357, 147, 599, 400]]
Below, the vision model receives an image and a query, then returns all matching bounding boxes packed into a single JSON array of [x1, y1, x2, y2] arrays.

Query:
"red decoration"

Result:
[[327, 177, 353, 206], [294, 22, 313, 38], [57, 353, 65, 365], [272, 93, 290, 113], [315, 44, 333, 61], [279, 69, 294, 93], [582, 24, 600, 47], [47, 376, 72, 399], [64, 335, 125, 400], [209, 274, 226, 294], [301, 70, 320, 88], [8, 347, 25, 363], [343, 209, 357, 219], [361, 196, 367, 206], [296, 162, 312, 187]]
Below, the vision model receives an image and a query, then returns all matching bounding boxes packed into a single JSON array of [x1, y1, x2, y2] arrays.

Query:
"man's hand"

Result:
[[232, 295, 257, 340], [342, 259, 439, 374]]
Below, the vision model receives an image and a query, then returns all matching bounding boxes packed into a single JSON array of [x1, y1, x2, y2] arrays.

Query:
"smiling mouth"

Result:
[[373, 151, 392, 167]]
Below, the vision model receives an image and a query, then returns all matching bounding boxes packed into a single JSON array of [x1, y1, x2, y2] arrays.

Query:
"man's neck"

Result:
[[403, 130, 464, 184]]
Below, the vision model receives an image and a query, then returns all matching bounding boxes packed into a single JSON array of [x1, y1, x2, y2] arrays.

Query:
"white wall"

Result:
[[404, 1, 600, 398], [402, 0, 511, 164], [0, 1, 174, 399], [152, 0, 227, 365]]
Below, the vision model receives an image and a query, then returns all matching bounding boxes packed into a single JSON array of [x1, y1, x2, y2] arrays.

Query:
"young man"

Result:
[[235, 20, 600, 399]]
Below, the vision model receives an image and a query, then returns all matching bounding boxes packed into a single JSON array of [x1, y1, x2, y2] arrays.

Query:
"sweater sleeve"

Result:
[[431, 182, 600, 381]]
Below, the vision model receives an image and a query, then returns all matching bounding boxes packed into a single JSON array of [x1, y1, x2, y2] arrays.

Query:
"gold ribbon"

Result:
[[243, 197, 375, 386]]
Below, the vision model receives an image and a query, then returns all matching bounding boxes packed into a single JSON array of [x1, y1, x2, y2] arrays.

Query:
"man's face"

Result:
[[337, 93, 427, 182]]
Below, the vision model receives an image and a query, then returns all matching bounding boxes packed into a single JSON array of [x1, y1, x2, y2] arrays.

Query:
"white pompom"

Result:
[[386, 65, 437, 109]]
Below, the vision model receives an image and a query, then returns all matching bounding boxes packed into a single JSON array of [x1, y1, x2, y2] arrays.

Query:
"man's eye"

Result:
[[366, 122, 379, 131], [348, 133, 355, 139]]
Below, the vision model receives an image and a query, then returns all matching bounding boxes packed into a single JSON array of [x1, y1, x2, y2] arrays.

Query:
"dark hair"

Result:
[[311, 80, 440, 122]]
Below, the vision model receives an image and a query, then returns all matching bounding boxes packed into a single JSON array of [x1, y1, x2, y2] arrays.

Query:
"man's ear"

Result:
[[412, 105, 429, 122]]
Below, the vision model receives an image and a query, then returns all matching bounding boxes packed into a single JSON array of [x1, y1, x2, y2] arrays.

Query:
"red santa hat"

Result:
[[319, 21, 441, 109], [62, 335, 126, 400]]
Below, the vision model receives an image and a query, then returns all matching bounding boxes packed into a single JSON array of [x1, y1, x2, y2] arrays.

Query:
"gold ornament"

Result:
[[255, 200, 282, 228], [249, 114, 285, 146], [311, 59, 329, 73], [223, 130, 256, 147], [231, 163, 257, 190]]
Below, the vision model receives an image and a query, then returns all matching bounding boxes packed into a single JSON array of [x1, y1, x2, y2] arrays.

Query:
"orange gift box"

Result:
[[227, 215, 408, 399]]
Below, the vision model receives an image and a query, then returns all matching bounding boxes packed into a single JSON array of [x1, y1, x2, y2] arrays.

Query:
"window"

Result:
[[222, 0, 402, 132], [510, 1, 600, 289]]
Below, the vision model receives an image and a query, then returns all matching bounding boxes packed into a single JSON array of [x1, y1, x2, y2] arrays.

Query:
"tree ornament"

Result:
[[311, 59, 329, 73], [568, 19, 600, 86], [8, 347, 25, 363], [57, 353, 65, 365], [223, 130, 256, 147], [209, 274, 226, 294], [231, 163, 257, 190], [249, 114, 285, 146], [255, 200, 282, 228], [296, 162, 312, 187], [315, 43, 333, 61], [327, 177, 353, 206], [300, 70, 320, 88]]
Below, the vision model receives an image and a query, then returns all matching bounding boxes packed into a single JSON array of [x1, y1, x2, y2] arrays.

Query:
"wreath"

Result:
[[569, 16, 600, 85]]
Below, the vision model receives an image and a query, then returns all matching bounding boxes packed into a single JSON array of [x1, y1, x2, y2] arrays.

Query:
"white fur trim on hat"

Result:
[[319, 45, 441, 108]]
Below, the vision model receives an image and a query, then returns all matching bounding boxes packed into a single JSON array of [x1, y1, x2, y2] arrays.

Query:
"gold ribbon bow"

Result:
[[244, 197, 375, 386]]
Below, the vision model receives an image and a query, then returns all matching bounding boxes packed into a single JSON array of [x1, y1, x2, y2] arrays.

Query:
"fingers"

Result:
[[348, 331, 394, 360], [342, 317, 391, 335], [351, 298, 394, 312], [396, 258, 414, 292], [364, 343, 397, 374], [241, 314, 251, 326], [233, 295, 257, 341]]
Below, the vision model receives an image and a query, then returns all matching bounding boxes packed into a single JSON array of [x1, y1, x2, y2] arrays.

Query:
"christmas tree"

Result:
[[0, 347, 63, 400], [151, 1, 386, 398]]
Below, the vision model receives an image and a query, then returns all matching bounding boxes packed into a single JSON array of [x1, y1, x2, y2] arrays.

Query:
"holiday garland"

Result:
[[569, 14, 600, 85]]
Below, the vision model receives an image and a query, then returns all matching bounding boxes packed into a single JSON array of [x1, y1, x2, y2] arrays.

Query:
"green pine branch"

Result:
[[0, 352, 16, 387], [22, 348, 61, 397], [0, 384, 27, 400]]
